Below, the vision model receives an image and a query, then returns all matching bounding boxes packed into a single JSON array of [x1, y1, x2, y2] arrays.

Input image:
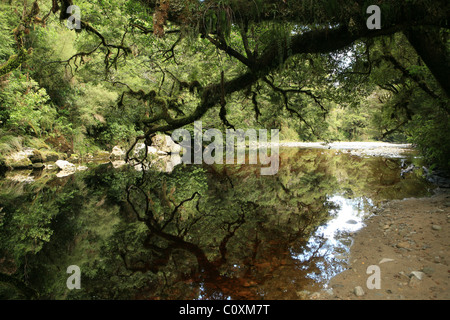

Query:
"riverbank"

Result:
[[315, 188, 450, 300]]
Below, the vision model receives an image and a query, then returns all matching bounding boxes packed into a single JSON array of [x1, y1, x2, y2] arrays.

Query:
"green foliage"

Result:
[[0, 73, 59, 137], [408, 112, 450, 170]]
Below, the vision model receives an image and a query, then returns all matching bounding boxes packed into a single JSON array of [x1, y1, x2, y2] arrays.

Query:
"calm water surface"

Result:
[[0, 147, 434, 299]]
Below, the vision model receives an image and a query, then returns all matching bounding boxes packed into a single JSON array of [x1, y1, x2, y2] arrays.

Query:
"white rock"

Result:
[[111, 160, 126, 168], [379, 258, 395, 264], [111, 146, 126, 159], [354, 286, 365, 297], [55, 160, 76, 171], [56, 170, 75, 178], [410, 271, 425, 280], [148, 146, 158, 154]]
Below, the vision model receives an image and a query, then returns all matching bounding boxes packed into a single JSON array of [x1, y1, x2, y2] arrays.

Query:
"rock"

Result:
[[353, 286, 365, 297], [111, 146, 126, 160], [5, 152, 33, 169], [43, 151, 60, 162], [93, 150, 111, 161], [147, 146, 158, 154], [56, 170, 75, 178], [55, 160, 76, 171], [28, 150, 43, 163], [422, 266, 435, 275], [379, 258, 395, 264], [410, 271, 425, 280], [32, 163, 45, 169], [396, 241, 410, 249], [111, 160, 126, 168], [346, 219, 358, 224], [432, 225, 442, 231], [152, 134, 181, 153]]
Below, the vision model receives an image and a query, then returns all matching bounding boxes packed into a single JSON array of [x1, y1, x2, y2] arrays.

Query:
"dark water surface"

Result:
[[0, 147, 434, 299]]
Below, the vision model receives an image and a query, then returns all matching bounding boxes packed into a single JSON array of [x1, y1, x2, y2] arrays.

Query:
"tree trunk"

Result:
[[404, 27, 450, 97]]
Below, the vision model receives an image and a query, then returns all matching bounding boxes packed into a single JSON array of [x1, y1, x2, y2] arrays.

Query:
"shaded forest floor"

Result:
[[318, 188, 450, 300]]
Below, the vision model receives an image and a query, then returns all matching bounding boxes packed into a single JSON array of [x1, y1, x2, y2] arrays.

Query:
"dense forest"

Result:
[[0, 0, 449, 300], [0, 0, 448, 169]]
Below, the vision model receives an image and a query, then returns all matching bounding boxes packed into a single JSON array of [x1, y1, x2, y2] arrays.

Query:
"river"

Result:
[[0, 146, 435, 299]]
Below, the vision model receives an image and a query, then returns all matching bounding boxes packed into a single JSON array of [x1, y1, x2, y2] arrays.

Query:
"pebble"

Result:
[[432, 225, 442, 231], [379, 258, 395, 264], [396, 241, 410, 249], [353, 286, 365, 297]]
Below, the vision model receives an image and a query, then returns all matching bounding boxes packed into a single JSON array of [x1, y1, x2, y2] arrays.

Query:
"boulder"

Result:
[[111, 146, 126, 160], [5, 151, 33, 169], [152, 134, 181, 153], [28, 149, 44, 163], [43, 151, 60, 162], [55, 160, 76, 171]]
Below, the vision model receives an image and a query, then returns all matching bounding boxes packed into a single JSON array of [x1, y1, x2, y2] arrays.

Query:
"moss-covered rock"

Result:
[[28, 149, 43, 163], [68, 153, 80, 162], [5, 152, 33, 169], [93, 150, 111, 161], [41, 150, 61, 162]]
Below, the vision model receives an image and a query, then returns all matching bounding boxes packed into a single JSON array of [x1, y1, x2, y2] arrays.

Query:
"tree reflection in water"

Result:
[[0, 148, 433, 299]]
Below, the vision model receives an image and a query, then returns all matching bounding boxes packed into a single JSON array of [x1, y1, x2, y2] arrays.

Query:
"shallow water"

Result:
[[0, 147, 434, 299]]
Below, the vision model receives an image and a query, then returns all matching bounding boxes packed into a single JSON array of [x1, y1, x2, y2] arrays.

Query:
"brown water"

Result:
[[0, 147, 434, 299]]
